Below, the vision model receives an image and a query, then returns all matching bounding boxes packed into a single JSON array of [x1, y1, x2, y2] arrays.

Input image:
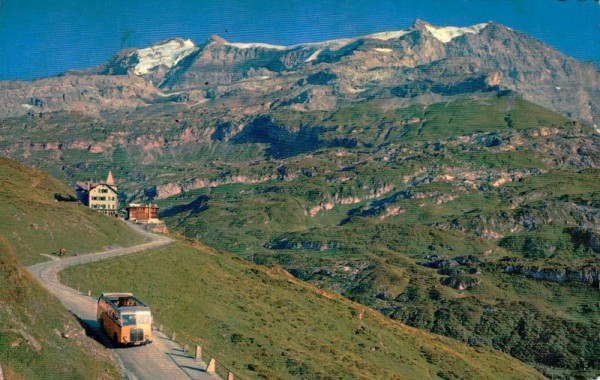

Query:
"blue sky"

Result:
[[0, 0, 598, 80]]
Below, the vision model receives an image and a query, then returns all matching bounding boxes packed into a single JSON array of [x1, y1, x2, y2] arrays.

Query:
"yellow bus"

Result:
[[97, 292, 153, 346]]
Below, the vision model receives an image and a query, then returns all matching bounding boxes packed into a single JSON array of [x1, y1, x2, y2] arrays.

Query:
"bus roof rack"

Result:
[[100, 292, 134, 298]]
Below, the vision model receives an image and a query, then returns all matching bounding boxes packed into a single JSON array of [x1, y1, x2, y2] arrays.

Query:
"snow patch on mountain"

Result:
[[225, 42, 286, 50], [373, 48, 394, 53], [365, 30, 410, 41], [211, 22, 486, 54], [305, 49, 323, 62], [133, 38, 197, 75], [200, 23, 468, 57], [314, 38, 354, 49], [425, 23, 488, 43]]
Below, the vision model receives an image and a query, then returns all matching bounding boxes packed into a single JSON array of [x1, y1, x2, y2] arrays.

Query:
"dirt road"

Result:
[[27, 222, 221, 380]]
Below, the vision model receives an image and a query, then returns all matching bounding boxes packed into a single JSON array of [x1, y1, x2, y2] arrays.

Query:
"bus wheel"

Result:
[[112, 333, 119, 348]]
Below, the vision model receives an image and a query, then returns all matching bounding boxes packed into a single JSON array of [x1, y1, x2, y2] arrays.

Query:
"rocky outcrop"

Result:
[[570, 227, 600, 253], [440, 276, 481, 290], [309, 184, 394, 217], [264, 239, 341, 251], [0, 74, 160, 117], [501, 264, 599, 285], [144, 174, 279, 200], [418, 255, 482, 276]]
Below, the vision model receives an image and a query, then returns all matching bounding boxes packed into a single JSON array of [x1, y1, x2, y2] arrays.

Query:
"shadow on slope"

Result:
[[230, 115, 356, 159], [160, 195, 210, 218]]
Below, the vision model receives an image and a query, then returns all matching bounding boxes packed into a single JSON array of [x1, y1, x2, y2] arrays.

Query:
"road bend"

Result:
[[27, 222, 221, 380]]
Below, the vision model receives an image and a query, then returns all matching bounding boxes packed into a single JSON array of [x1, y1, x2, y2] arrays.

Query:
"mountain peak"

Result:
[[206, 34, 228, 44], [412, 18, 432, 29]]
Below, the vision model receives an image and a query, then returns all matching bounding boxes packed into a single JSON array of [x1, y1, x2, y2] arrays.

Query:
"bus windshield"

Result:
[[122, 312, 151, 326]]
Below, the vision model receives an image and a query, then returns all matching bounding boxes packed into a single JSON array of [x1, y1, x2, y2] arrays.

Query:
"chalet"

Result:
[[126, 202, 168, 234], [76, 171, 119, 216], [127, 203, 160, 223]]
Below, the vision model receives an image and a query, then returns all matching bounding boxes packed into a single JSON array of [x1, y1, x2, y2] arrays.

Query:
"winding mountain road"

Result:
[[27, 222, 221, 380]]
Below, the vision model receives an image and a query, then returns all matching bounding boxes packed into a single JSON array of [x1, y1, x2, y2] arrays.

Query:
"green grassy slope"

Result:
[[0, 156, 147, 265], [62, 240, 544, 380], [0, 157, 153, 378], [0, 238, 120, 379]]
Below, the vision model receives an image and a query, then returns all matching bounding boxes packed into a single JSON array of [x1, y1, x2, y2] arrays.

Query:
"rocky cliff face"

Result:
[[0, 74, 160, 118], [0, 20, 598, 125], [502, 263, 599, 285]]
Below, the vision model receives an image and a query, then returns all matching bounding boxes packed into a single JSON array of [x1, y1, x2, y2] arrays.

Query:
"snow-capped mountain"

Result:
[[1, 20, 598, 125]]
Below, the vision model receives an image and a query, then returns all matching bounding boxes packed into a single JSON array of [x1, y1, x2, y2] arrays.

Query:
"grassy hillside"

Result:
[[62, 239, 544, 380], [0, 157, 153, 378], [0, 156, 147, 265], [0, 238, 120, 379]]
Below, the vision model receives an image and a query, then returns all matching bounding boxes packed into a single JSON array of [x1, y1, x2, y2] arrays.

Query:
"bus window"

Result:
[[122, 312, 151, 326], [137, 313, 151, 325], [122, 314, 136, 326]]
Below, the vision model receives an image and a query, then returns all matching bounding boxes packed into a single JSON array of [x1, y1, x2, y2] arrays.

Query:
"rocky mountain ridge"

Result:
[[0, 20, 598, 126]]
